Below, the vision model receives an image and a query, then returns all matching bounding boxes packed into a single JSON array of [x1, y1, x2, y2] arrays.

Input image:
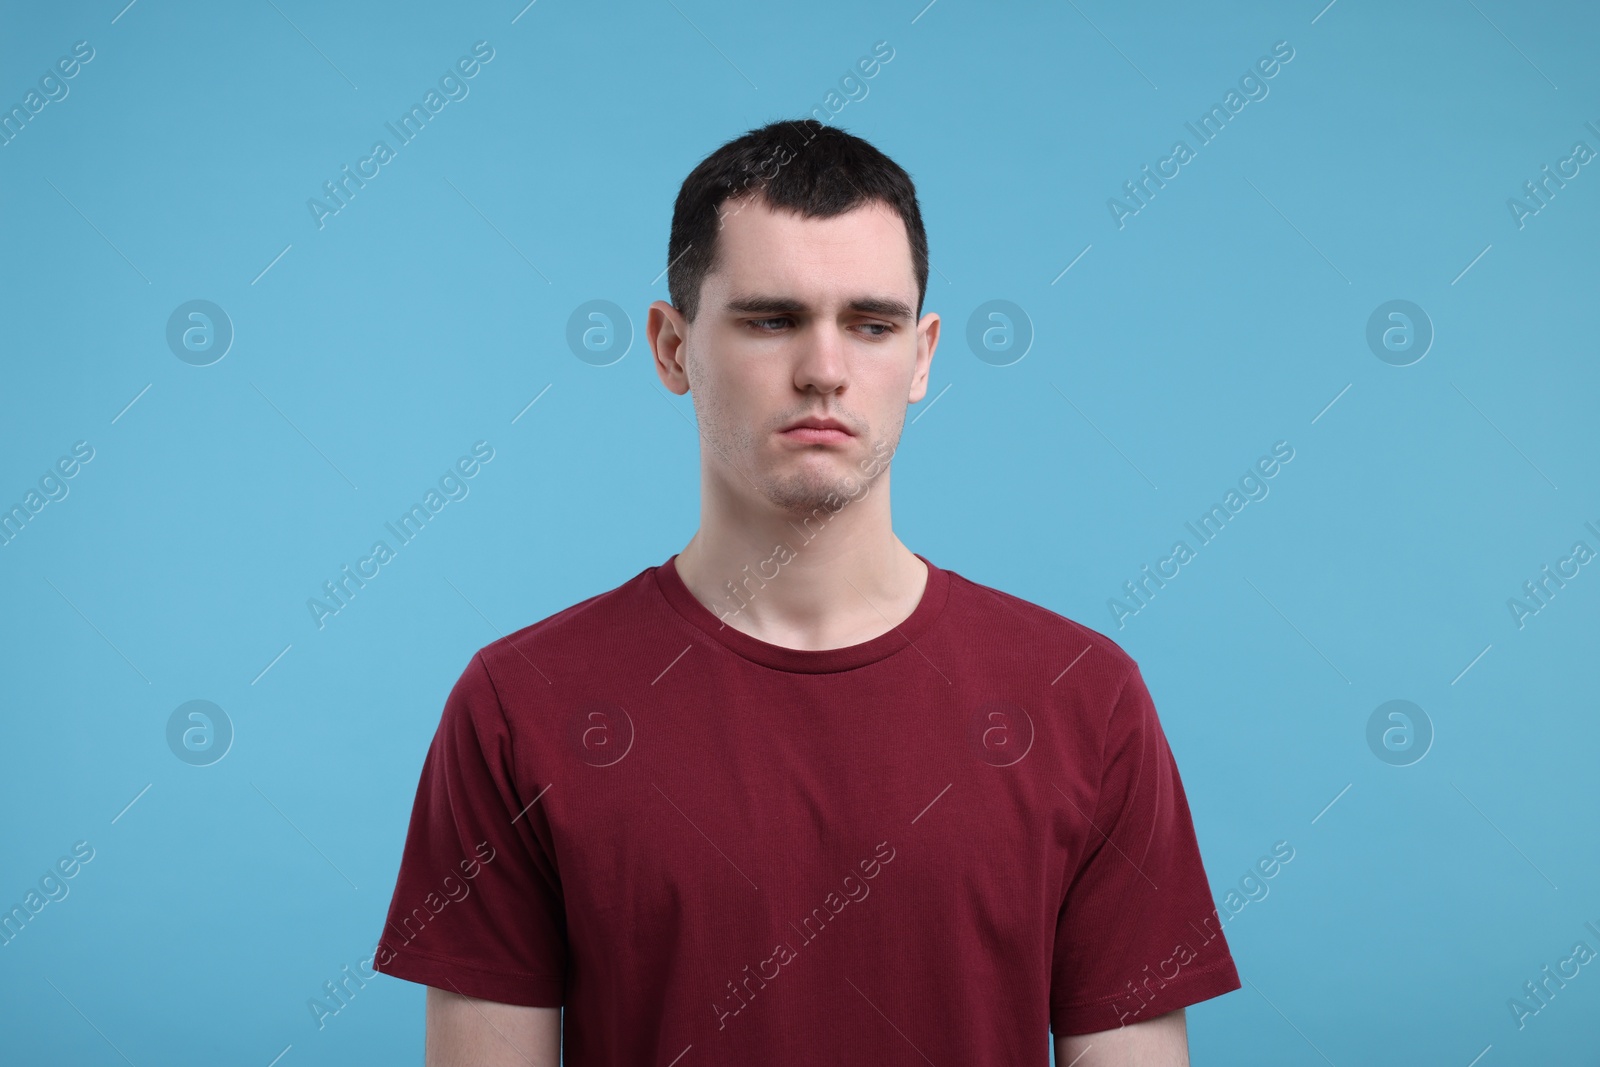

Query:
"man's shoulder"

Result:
[[473, 562, 659, 675], [942, 564, 1139, 681]]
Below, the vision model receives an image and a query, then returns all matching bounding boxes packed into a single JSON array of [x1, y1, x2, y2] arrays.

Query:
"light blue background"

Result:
[[3, 0, 1597, 1063]]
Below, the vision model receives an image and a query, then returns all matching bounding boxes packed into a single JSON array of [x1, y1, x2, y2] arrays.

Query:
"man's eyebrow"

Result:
[[722, 295, 916, 321]]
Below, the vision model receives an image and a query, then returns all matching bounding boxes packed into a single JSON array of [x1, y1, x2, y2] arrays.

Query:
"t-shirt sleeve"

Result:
[[1049, 662, 1241, 1035], [373, 650, 567, 1006]]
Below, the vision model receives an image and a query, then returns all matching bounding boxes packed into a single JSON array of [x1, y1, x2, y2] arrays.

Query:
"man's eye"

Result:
[[749, 317, 790, 331], [859, 323, 892, 338]]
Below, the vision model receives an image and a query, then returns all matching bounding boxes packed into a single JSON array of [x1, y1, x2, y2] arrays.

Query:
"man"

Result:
[[375, 118, 1241, 1066]]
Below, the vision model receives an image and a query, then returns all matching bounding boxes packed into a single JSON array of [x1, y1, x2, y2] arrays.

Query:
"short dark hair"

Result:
[[666, 118, 929, 324]]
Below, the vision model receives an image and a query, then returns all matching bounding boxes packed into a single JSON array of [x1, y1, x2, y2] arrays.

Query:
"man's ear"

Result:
[[648, 300, 691, 395], [908, 311, 940, 404]]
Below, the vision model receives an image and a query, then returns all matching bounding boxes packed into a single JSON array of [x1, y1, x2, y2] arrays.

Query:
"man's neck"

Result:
[[672, 480, 928, 652]]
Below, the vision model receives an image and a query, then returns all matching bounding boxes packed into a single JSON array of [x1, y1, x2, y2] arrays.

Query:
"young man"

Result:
[[375, 119, 1240, 1066]]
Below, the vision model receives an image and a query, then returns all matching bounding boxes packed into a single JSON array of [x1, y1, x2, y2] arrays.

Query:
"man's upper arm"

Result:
[[1049, 663, 1241, 1033], [374, 651, 569, 1010], [1054, 1007, 1188, 1067], [425, 987, 561, 1067]]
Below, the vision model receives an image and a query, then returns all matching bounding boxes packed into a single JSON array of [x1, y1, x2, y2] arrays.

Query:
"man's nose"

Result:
[[793, 324, 848, 394]]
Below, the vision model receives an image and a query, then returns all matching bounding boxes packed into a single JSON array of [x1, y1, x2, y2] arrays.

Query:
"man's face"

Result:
[[652, 195, 938, 516]]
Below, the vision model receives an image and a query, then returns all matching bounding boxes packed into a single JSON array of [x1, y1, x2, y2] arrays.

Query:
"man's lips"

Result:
[[779, 425, 854, 444], [778, 416, 854, 444]]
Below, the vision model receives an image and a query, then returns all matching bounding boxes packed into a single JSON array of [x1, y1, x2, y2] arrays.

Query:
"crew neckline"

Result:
[[652, 551, 951, 674]]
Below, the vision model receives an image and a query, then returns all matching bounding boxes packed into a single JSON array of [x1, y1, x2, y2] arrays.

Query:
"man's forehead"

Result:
[[709, 198, 915, 310], [718, 191, 899, 225], [718, 197, 902, 244]]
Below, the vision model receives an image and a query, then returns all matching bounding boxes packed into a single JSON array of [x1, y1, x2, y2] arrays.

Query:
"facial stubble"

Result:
[[686, 347, 901, 518]]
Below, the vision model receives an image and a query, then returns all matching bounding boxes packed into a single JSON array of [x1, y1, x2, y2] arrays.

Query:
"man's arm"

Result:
[[1054, 1007, 1188, 1066], [424, 987, 561, 1067]]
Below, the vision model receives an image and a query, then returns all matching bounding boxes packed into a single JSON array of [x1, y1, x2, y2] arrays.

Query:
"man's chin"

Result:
[[759, 465, 874, 516]]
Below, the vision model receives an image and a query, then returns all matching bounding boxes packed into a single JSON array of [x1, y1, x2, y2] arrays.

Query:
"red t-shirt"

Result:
[[374, 553, 1240, 1063]]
